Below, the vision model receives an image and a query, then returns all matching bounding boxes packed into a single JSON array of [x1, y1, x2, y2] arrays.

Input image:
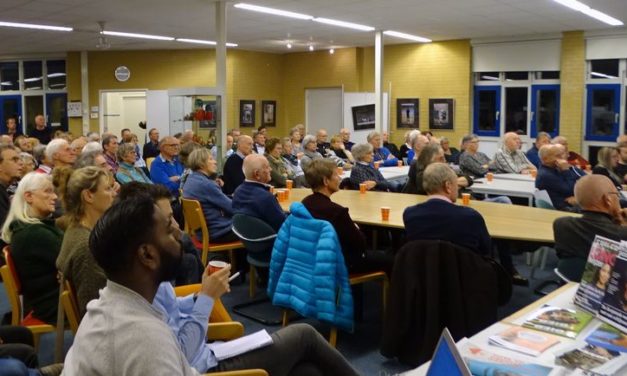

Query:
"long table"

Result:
[[492, 173, 535, 182], [280, 189, 579, 243], [404, 283, 600, 375], [469, 178, 536, 206], [340, 165, 410, 182]]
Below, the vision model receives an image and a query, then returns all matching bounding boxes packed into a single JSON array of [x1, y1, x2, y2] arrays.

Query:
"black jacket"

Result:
[[381, 240, 500, 366]]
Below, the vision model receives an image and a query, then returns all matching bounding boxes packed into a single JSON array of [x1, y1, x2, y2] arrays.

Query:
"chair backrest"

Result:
[[61, 287, 79, 334], [173, 283, 233, 322], [180, 198, 210, 252], [232, 214, 277, 254], [533, 189, 555, 209], [3, 247, 21, 292], [146, 157, 155, 171], [1, 248, 23, 325]]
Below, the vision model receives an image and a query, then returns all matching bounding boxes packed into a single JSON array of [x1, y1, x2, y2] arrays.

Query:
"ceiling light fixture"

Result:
[[383, 30, 431, 43], [590, 71, 617, 79], [234, 3, 312, 20], [553, 0, 623, 26], [286, 42, 292, 49], [102, 30, 174, 41], [313, 17, 374, 31], [23, 77, 42, 83], [309, 45, 314, 51], [0, 21, 72, 32], [47, 73, 66, 78], [329, 48, 334, 54], [176, 38, 238, 47]]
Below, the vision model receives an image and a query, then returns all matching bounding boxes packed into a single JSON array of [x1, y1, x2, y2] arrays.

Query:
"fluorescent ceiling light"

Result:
[[553, 0, 623, 26], [481, 75, 499, 81], [383, 30, 431, 43], [0, 21, 72, 32], [49, 83, 66, 88], [313, 17, 374, 31], [176, 38, 238, 47], [234, 3, 312, 20], [591, 71, 617, 79], [47, 73, 66, 78], [102, 30, 174, 41], [24, 77, 42, 82], [0, 81, 13, 86]]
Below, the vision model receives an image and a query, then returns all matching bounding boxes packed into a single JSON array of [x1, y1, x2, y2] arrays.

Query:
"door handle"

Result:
[[496, 111, 500, 121], [530, 111, 535, 121], [616, 113, 620, 123]]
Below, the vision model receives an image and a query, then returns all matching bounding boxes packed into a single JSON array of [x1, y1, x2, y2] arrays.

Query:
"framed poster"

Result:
[[351, 104, 375, 130], [261, 100, 276, 127], [397, 98, 419, 129], [429, 98, 454, 130], [239, 100, 255, 127]]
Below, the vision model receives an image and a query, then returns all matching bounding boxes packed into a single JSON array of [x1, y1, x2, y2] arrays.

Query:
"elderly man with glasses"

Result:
[[150, 136, 183, 198]]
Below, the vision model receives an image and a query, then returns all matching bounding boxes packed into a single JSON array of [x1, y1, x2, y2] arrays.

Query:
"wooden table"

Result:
[[469, 178, 536, 206], [280, 189, 579, 243]]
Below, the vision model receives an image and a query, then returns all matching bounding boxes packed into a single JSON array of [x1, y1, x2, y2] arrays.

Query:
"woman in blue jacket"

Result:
[[181, 148, 238, 244]]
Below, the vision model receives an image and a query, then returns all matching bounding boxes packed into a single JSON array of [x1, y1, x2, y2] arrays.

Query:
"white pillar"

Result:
[[80, 51, 90, 135], [374, 30, 384, 132], [215, 1, 227, 168]]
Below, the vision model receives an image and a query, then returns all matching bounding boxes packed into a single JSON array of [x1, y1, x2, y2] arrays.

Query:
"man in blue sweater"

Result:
[[525, 132, 551, 169], [368, 131, 398, 167], [232, 154, 286, 232], [535, 144, 584, 211], [150, 136, 184, 198]]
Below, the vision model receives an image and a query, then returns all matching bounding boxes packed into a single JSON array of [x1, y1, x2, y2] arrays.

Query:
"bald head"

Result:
[[575, 175, 620, 215], [242, 154, 271, 183], [617, 135, 627, 144], [539, 144, 565, 166], [237, 135, 253, 156], [503, 132, 521, 151]]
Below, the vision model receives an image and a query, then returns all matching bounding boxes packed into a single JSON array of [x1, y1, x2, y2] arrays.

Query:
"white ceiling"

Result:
[[0, 0, 626, 55]]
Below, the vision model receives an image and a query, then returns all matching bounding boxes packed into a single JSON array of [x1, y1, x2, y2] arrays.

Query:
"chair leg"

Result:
[[228, 249, 236, 271], [282, 310, 289, 327], [329, 327, 337, 348], [249, 265, 256, 298]]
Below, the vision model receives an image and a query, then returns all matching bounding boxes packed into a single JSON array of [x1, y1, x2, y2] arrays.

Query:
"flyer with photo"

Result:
[[599, 241, 627, 333], [586, 323, 627, 354], [523, 305, 594, 339], [574, 236, 620, 314]]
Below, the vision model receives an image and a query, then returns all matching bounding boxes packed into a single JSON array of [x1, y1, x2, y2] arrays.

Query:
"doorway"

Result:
[[100, 90, 147, 142]]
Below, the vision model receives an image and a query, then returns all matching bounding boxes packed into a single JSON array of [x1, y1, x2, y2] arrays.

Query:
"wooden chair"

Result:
[[146, 157, 155, 172], [281, 271, 389, 347], [0, 247, 55, 347], [60, 280, 80, 334], [180, 198, 245, 266]]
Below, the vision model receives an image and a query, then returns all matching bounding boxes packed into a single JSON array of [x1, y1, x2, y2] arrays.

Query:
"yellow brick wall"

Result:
[[66, 52, 83, 136], [559, 31, 585, 153]]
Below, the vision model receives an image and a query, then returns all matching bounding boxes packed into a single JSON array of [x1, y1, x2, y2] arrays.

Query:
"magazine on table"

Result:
[[554, 341, 627, 376], [488, 326, 560, 357], [522, 305, 594, 339], [585, 323, 627, 354], [598, 241, 627, 333], [573, 236, 621, 314]]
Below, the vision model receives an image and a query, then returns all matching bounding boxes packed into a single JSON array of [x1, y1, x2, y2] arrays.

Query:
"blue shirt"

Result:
[[373, 146, 398, 167], [150, 155, 184, 198], [152, 282, 217, 372], [525, 145, 541, 168], [535, 164, 584, 210], [232, 181, 286, 232]]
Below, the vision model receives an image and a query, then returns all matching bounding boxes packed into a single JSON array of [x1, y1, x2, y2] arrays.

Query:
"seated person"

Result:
[[440, 137, 460, 164], [535, 144, 585, 211], [552, 136, 589, 168], [553, 175, 627, 281], [593, 147, 623, 189], [252, 131, 266, 155], [339, 128, 354, 151], [150, 136, 183, 198], [349, 143, 401, 192], [382, 132, 400, 159], [367, 131, 398, 167], [0, 325, 62, 375], [222, 135, 253, 195], [458, 134, 493, 177], [116, 143, 152, 184], [315, 129, 330, 156], [616, 141, 627, 183], [1, 172, 63, 325], [406, 132, 429, 163], [264, 137, 304, 188], [399, 130, 413, 161], [181, 148, 238, 244], [403, 163, 491, 256], [300, 134, 324, 171], [62, 196, 359, 376], [525, 132, 551, 168], [327, 135, 354, 168], [280, 137, 305, 181], [493, 132, 536, 174], [232, 154, 286, 232], [302, 159, 392, 275], [404, 143, 471, 195]]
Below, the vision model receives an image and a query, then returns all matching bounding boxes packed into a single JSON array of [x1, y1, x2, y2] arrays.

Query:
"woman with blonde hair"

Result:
[[593, 147, 623, 188], [55, 166, 116, 317], [1, 172, 62, 324]]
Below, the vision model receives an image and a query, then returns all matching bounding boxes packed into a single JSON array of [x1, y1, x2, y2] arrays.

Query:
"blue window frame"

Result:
[[586, 84, 620, 142], [530, 85, 560, 138], [473, 86, 501, 137]]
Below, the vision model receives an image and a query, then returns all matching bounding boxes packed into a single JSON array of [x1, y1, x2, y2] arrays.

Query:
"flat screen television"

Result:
[[351, 104, 375, 130]]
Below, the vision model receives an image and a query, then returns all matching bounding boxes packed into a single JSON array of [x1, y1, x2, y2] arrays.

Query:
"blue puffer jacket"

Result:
[[267, 202, 354, 332]]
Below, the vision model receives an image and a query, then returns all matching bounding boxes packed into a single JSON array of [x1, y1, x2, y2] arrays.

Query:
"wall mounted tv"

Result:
[[351, 104, 375, 130]]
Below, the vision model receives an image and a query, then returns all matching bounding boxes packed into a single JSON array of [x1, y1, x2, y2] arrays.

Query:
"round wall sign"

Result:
[[114, 66, 131, 82]]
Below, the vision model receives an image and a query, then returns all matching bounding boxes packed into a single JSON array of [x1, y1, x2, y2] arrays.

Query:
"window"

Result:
[[23, 61, 43, 91], [535, 71, 560, 80], [590, 59, 619, 79], [531, 85, 560, 137], [0, 62, 19, 91], [504, 87, 528, 134], [473, 86, 500, 137], [504, 72, 529, 81], [46, 60, 66, 90], [585, 84, 620, 141]]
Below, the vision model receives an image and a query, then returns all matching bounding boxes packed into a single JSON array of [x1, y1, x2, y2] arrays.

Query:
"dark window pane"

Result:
[[505, 87, 528, 134], [587, 145, 602, 166], [0, 62, 19, 91], [46, 60, 66, 90], [505, 71, 528, 80], [477, 72, 500, 81], [536, 89, 558, 134], [536, 71, 560, 80], [24, 95, 44, 134], [478, 90, 498, 131], [23, 61, 43, 90], [590, 59, 619, 79], [590, 89, 616, 136]]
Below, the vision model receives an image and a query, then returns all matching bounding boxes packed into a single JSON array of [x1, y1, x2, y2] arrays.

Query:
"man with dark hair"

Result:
[[64, 196, 358, 375], [143, 128, 160, 160], [0, 144, 22, 225], [102, 134, 119, 173], [120, 128, 132, 144]]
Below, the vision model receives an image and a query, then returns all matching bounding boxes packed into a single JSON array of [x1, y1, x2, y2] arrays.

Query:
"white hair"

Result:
[[1, 172, 53, 243], [44, 138, 69, 161], [82, 141, 103, 154], [86, 132, 100, 142]]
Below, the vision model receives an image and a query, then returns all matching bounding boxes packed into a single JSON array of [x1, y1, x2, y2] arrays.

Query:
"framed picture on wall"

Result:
[[429, 98, 454, 130], [396, 98, 419, 129], [239, 100, 255, 127], [261, 100, 276, 127]]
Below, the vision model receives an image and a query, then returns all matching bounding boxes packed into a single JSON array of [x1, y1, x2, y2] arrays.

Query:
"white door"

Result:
[[305, 87, 343, 136], [101, 91, 146, 141]]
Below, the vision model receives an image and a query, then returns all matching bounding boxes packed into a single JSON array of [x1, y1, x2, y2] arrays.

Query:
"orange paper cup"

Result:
[[359, 183, 367, 194], [397, 160, 403, 167], [462, 193, 470, 206], [286, 180, 293, 190], [337, 167, 344, 176], [530, 170, 537, 178], [374, 161, 381, 170], [381, 207, 390, 221], [486, 172, 494, 182], [208, 260, 228, 275]]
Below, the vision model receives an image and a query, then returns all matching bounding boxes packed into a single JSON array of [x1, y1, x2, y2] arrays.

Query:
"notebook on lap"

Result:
[[426, 328, 472, 376]]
